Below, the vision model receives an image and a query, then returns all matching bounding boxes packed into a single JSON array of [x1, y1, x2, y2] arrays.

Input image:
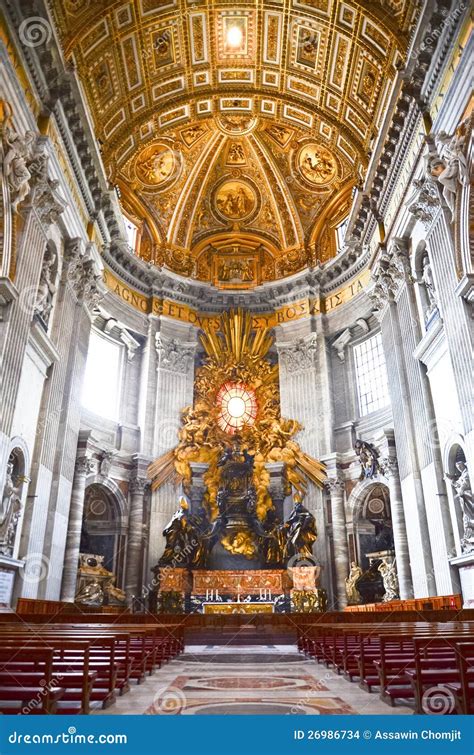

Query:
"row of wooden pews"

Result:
[[298, 619, 474, 714], [0, 621, 184, 714]]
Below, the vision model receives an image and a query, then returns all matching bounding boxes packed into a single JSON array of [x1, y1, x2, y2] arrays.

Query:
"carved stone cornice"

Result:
[[155, 334, 195, 374], [277, 333, 317, 371]]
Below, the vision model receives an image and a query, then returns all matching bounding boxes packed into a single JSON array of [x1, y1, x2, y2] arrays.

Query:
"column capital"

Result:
[[277, 333, 317, 371], [155, 333, 195, 374], [74, 456, 94, 476], [129, 477, 148, 495], [379, 456, 399, 478], [324, 476, 345, 494]]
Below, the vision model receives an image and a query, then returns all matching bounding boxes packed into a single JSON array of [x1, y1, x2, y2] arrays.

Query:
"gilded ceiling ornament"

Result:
[[297, 143, 337, 187], [216, 115, 257, 136], [147, 310, 326, 521], [226, 142, 246, 165], [135, 143, 180, 189]]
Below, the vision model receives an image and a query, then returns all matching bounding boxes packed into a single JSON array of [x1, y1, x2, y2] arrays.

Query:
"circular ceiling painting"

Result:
[[297, 143, 337, 186], [214, 180, 258, 222], [135, 143, 179, 188], [217, 382, 257, 434]]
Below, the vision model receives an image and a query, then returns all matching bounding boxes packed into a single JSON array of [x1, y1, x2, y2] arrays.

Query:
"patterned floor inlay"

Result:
[[93, 644, 414, 716]]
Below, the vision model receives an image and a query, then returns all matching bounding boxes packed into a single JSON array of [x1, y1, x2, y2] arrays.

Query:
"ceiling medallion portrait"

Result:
[[134, 143, 181, 190], [296, 143, 337, 187], [214, 179, 259, 223]]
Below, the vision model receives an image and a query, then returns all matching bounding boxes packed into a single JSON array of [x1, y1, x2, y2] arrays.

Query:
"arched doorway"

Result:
[[349, 481, 395, 604], [80, 483, 126, 587], [353, 483, 394, 569]]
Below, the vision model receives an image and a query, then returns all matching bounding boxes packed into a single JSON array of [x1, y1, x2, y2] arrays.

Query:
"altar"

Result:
[[203, 602, 274, 614]]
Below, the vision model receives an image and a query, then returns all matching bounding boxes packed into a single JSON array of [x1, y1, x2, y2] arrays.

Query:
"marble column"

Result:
[[124, 476, 147, 601], [60, 455, 93, 601], [325, 476, 349, 609], [379, 456, 413, 599]]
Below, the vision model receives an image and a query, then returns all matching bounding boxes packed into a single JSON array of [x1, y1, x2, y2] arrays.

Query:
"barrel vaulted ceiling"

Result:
[[49, 0, 419, 287]]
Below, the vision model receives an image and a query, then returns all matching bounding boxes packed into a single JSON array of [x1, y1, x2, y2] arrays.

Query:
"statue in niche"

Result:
[[283, 494, 317, 561], [378, 560, 400, 602], [435, 130, 469, 220], [447, 461, 474, 554], [35, 245, 58, 325], [354, 439, 379, 479], [0, 455, 23, 557], [0, 460, 20, 527], [421, 253, 438, 320], [345, 562, 363, 605]]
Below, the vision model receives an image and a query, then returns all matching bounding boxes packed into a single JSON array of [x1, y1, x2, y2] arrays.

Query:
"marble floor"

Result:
[[93, 644, 414, 716]]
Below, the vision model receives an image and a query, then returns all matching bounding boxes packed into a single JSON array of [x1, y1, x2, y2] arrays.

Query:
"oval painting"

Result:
[[297, 144, 337, 186], [215, 180, 257, 221], [136, 144, 177, 187]]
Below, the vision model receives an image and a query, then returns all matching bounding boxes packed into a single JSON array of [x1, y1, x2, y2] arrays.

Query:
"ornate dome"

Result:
[[49, 0, 419, 285]]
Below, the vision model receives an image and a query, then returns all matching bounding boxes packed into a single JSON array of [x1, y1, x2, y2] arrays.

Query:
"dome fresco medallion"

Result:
[[135, 143, 181, 189], [46, 0, 418, 285], [214, 180, 259, 223], [296, 144, 338, 187]]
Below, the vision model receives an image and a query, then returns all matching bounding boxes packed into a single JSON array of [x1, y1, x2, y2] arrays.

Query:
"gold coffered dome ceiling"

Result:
[[50, 0, 419, 286]]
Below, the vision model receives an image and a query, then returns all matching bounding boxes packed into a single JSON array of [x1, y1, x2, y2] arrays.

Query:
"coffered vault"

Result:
[[48, 0, 419, 285]]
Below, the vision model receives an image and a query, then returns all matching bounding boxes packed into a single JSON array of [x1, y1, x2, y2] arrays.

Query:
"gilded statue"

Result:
[[345, 562, 363, 605]]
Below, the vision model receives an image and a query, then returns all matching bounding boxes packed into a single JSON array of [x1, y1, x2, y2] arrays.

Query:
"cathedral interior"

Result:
[[0, 0, 473, 721]]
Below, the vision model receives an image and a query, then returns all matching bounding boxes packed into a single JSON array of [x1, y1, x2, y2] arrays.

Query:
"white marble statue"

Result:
[[2, 126, 35, 210], [0, 461, 20, 527], [421, 253, 438, 319], [35, 247, 57, 323], [378, 560, 400, 602], [447, 461, 474, 554], [435, 131, 469, 220]]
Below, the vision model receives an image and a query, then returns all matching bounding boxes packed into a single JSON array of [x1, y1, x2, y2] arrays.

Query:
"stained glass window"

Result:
[[216, 382, 257, 434]]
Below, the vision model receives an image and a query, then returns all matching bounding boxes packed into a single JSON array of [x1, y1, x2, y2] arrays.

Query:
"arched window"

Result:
[[81, 329, 123, 421], [123, 215, 139, 253]]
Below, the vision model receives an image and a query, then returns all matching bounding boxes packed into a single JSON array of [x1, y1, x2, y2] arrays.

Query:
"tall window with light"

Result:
[[353, 333, 390, 417], [81, 330, 123, 421]]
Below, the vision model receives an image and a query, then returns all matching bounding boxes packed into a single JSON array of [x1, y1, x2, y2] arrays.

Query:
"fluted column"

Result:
[[124, 476, 147, 600], [325, 476, 349, 609], [379, 456, 413, 599], [60, 455, 93, 601]]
